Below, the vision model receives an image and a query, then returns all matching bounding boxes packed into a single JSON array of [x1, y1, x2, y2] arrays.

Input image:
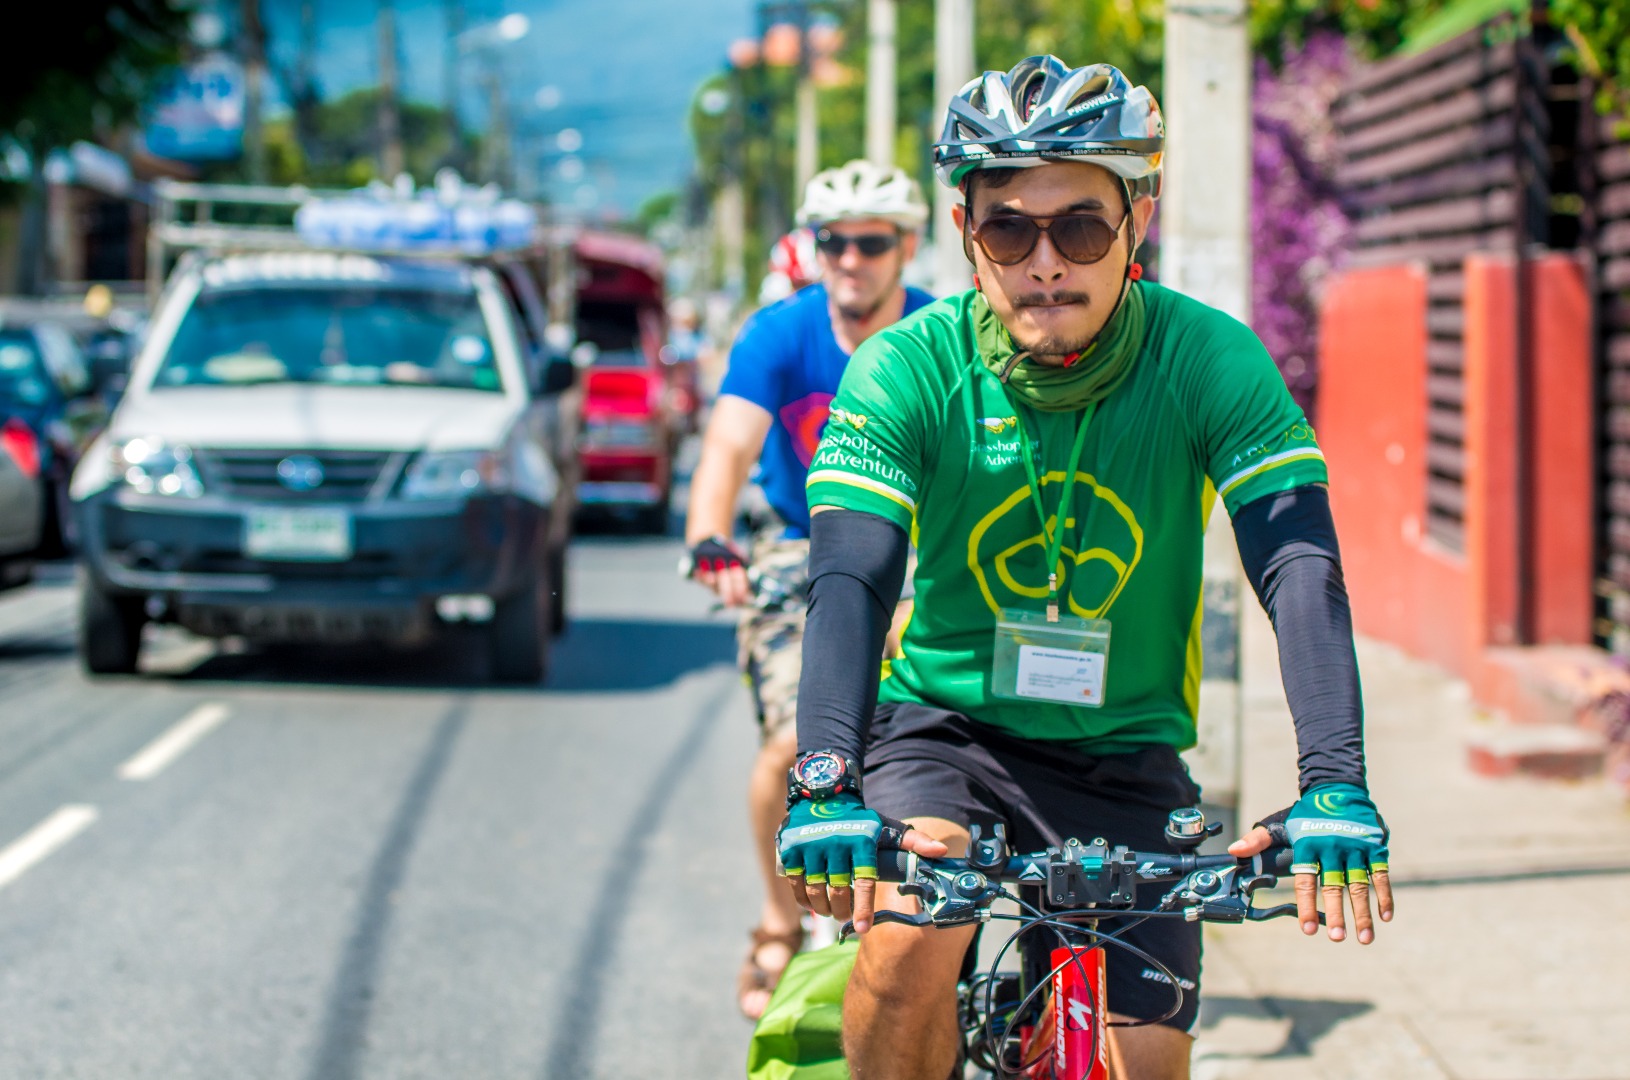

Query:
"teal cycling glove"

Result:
[[777, 794, 885, 889], [1283, 783, 1390, 887]]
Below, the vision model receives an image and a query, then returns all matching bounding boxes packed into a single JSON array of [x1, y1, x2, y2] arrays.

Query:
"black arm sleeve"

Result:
[[795, 509, 911, 761], [1231, 485, 1367, 793]]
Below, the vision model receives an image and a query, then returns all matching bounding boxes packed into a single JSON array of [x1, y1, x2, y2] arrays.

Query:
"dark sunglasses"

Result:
[[967, 212, 1124, 266], [815, 229, 901, 258]]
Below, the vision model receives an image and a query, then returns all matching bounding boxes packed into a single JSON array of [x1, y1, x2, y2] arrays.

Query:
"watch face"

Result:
[[797, 752, 844, 789]]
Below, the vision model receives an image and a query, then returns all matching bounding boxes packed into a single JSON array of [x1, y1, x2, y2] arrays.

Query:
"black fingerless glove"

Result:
[[685, 535, 745, 578]]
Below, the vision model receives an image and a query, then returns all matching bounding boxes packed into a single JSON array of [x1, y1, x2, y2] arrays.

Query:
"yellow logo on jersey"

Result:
[[831, 408, 868, 430], [978, 416, 1018, 434], [966, 472, 1144, 620]]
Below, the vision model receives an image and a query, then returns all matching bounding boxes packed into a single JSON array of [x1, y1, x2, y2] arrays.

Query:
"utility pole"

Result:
[[378, 0, 405, 181], [932, 0, 975, 295], [443, 0, 464, 173], [865, 0, 897, 166], [1162, 0, 1250, 322], [1163, 0, 1251, 829], [483, 73, 511, 189], [794, 4, 818, 194], [294, 0, 320, 166], [240, 0, 268, 184]]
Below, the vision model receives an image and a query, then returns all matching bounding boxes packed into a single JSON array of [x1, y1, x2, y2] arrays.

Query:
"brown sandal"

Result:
[[738, 925, 806, 1020]]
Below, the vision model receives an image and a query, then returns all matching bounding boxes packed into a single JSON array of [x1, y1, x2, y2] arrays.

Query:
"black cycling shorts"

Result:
[[864, 701, 1205, 1033]]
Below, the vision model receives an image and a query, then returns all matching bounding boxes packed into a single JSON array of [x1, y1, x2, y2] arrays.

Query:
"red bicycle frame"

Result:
[[1017, 945, 1111, 1079]]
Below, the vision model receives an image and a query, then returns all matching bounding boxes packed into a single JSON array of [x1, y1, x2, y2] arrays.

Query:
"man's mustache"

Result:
[[1013, 291, 1091, 308]]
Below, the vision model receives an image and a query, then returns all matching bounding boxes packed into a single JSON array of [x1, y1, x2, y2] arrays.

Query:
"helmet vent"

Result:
[[1011, 61, 1045, 121], [1070, 74, 1112, 111]]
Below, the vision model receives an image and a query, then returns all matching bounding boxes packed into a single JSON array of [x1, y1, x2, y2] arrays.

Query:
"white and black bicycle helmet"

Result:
[[933, 57, 1164, 199], [796, 160, 930, 230]]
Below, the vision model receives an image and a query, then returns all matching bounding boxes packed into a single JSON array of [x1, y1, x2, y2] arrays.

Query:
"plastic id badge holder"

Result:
[[992, 609, 1111, 708]]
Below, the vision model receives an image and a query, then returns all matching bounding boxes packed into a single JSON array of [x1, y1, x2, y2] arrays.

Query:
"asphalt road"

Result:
[[0, 535, 760, 1079]]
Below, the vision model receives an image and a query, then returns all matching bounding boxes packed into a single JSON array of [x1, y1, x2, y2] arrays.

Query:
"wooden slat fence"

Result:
[[1334, 18, 1549, 552], [1594, 112, 1630, 655]]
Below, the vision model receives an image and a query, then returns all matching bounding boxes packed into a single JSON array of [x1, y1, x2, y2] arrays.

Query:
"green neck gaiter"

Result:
[[973, 282, 1147, 413]]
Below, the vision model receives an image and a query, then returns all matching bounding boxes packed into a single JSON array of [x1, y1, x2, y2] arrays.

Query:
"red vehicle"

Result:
[[573, 231, 689, 533]]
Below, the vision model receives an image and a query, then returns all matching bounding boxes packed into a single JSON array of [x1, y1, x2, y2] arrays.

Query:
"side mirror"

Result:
[[536, 353, 577, 395], [88, 341, 129, 396]]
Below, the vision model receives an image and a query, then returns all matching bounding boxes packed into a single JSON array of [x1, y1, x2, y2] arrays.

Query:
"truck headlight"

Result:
[[399, 449, 510, 500], [113, 437, 203, 498]]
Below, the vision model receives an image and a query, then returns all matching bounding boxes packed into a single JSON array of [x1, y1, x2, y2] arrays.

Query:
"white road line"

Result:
[[117, 703, 231, 781], [0, 805, 99, 893]]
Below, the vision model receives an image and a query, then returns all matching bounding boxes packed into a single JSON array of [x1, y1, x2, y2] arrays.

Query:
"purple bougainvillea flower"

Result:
[[1250, 31, 1354, 417]]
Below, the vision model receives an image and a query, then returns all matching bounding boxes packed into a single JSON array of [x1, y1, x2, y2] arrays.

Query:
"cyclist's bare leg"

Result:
[[844, 817, 973, 1080], [742, 725, 803, 1016], [1107, 1013, 1192, 1079]]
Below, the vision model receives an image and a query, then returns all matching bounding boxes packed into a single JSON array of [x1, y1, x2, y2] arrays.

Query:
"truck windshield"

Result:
[[155, 287, 502, 392]]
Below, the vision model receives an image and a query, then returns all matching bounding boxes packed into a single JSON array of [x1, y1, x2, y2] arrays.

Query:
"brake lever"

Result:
[[1247, 903, 1326, 925], [838, 909, 932, 942]]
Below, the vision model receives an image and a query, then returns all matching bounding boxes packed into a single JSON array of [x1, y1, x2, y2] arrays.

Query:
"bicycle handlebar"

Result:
[[875, 845, 1296, 885], [846, 811, 1312, 936]]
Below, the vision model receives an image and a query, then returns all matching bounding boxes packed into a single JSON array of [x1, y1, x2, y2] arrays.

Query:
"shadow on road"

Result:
[[547, 617, 734, 692], [158, 616, 734, 693], [0, 636, 74, 663], [1198, 995, 1373, 1058]]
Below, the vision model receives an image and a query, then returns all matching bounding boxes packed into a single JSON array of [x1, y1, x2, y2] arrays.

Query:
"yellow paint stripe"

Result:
[[1216, 449, 1327, 500], [806, 470, 916, 512]]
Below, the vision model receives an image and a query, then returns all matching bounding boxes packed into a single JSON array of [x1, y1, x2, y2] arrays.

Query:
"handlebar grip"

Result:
[[1264, 845, 1295, 876], [876, 849, 913, 883]]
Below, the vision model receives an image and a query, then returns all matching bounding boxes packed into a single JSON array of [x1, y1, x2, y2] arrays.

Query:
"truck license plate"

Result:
[[244, 508, 353, 561]]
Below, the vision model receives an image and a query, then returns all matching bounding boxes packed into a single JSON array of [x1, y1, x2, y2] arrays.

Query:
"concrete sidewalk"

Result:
[[1190, 600, 1630, 1079]]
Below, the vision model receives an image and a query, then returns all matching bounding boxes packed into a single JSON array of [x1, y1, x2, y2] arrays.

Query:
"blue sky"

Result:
[[259, 0, 758, 215]]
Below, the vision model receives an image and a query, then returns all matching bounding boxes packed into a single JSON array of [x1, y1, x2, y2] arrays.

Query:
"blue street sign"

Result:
[[143, 53, 246, 162]]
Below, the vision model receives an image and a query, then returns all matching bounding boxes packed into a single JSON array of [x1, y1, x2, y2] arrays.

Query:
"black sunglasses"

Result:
[[815, 229, 901, 258], [967, 212, 1125, 266]]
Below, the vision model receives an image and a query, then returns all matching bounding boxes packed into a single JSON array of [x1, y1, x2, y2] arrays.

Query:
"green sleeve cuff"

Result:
[[1218, 456, 1329, 516], [806, 474, 916, 532]]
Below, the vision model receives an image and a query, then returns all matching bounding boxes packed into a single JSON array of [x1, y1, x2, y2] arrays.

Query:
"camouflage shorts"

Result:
[[737, 531, 809, 743]]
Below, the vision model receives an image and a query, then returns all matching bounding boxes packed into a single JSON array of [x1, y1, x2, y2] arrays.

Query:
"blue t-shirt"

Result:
[[719, 283, 935, 538]]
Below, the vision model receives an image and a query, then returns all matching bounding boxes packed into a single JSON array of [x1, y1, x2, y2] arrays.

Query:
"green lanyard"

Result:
[[1012, 400, 1097, 623]]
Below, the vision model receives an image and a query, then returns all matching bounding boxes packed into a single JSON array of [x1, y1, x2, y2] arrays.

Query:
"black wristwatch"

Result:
[[787, 749, 862, 805]]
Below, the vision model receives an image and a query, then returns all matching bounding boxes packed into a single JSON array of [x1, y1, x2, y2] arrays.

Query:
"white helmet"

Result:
[[796, 160, 929, 230]]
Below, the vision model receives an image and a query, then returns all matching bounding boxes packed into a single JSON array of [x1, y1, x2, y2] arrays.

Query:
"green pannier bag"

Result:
[[745, 940, 857, 1079]]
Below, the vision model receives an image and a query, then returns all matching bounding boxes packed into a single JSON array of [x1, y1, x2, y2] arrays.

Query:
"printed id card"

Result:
[[991, 608, 1111, 708]]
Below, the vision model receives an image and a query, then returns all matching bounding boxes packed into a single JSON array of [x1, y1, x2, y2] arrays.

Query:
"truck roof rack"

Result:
[[145, 178, 572, 304]]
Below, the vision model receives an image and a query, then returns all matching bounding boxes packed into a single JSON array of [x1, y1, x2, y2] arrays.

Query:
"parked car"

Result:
[[573, 230, 679, 533], [0, 317, 110, 554], [73, 182, 581, 681], [0, 417, 45, 592]]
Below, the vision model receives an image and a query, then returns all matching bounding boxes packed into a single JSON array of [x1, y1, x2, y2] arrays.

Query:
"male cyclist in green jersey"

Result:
[[774, 58, 1393, 1079]]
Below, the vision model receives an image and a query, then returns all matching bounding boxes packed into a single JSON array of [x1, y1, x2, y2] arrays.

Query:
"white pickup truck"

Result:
[[72, 245, 581, 682]]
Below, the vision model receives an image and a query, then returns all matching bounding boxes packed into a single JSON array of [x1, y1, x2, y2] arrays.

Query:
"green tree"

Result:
[[208, 88, 480, 189], [1, 0, 190, 293], [1552, 0, 1630, 118]]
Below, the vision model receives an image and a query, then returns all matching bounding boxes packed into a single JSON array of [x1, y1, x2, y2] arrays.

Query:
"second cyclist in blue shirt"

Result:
[[683, 160, 934, 1019]]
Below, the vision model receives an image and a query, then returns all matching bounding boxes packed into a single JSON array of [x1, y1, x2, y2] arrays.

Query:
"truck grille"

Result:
[[194, 448, 398, 503]]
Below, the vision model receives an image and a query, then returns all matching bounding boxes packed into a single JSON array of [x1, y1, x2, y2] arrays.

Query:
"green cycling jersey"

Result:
[[805, 282, 1327, 755]]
